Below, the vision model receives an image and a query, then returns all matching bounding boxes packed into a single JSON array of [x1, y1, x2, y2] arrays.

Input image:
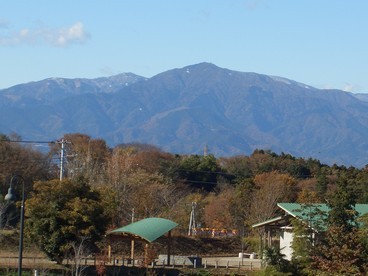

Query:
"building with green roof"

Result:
[[252, 203, 368, 260]]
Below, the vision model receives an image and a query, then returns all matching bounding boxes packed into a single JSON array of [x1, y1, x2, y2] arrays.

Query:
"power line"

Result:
[[0, 139, 56, 147], [184, 180, 219, 185], [176, 168, 235, 178], [0, 157, 60, 163], [0, 139, 55, 144]]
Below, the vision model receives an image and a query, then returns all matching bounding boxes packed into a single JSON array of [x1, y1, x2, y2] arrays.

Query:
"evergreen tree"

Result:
[[25, 177, 108, 264], [291, 203, 326, 275], [327, 175, 358, 231], [312, 175, 366, 274], [316, 170, 328, 199]]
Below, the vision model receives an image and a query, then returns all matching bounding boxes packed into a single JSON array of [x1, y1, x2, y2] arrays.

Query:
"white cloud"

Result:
[[342, 83, 362, 93], [0, 22, 90, 47], [343, 83, 355, 92], [54, 22, 89, 47], [320, 83, 363, 93]]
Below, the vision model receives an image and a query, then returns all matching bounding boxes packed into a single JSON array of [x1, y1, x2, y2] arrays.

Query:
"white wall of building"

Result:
[[280, 227, 293, 261]]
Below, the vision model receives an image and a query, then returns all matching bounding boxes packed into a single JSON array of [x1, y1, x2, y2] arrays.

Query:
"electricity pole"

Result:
[[188, 202, 196, 236], [58, 139, 70, 181]]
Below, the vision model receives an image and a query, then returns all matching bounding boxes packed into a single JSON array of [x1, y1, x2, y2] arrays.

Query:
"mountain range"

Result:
[[1, 62, 368, 167]]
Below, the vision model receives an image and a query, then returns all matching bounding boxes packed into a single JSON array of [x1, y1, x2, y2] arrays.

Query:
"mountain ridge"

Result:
[[1, 62, 368, 167]]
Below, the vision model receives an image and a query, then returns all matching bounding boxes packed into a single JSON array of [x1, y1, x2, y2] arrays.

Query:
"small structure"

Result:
[[158, 254, 202, 267], [253, 203, 368, 260], [108, 217, 178, 265]]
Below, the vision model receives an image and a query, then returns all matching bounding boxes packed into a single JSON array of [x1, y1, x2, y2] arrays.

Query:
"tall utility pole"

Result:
[[188, 202, 197, 236], [203, 144, 208, 156], [131, 208, 135, 262], [59, 139, 65, 181], [58, 139, 70, 181]]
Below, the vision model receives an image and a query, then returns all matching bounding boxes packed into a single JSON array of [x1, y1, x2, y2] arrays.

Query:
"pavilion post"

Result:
[[167, 230, 172, 266], [131, 239, 135, 265]]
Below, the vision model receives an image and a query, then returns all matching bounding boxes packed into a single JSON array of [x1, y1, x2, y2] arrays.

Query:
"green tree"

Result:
[[327, 175, 358, 231], [315, 170, 328, 199], [219, 155, 253, 182], [291, 204, 327, 274], [263, 246, 289, 273], [25, 178, 108, 264], [291, 218, 311, 273], [285, 161, 311, 179], [231, 178, 255, 229], [353, 167, 368, 203], [178, 154, 221, 191], [312, 175, 366, 274]]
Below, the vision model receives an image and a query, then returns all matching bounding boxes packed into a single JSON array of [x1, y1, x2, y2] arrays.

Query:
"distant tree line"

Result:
[[1, 132, 368, 273]]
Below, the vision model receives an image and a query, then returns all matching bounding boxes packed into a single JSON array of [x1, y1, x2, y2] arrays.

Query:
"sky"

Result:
[[1, 1, 367, 93]]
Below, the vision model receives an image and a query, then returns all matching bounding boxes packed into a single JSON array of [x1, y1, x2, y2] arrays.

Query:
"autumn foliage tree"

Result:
[[49, 133, 110, 184], [203, 188, 235, 229], [7, 130, 368, 269], [105, 145, 187, 227], [0, 133, 53, 230], [249, 171, 297, 224], [0, 133, 51, 197]]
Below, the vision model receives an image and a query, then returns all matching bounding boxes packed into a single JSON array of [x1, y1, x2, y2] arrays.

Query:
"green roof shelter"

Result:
[[108, 218, 178, 265]]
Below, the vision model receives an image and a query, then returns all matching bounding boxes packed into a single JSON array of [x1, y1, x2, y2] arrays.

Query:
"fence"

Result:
[[0, 255, 262, 274]]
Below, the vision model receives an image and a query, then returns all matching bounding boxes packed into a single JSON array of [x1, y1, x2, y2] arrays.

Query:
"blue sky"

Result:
[[1, 1, 367, 92]]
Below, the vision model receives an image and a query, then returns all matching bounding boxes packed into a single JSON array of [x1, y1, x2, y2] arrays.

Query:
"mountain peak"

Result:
[[2, 63, 368, 167], [184, 62, 219, 70]]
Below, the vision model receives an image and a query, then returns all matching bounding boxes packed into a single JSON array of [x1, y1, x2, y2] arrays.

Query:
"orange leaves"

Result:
[[250, 172, 297, 223], [203, 189, 235, 229]]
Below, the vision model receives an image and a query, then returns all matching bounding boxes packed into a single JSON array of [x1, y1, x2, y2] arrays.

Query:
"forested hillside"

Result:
[[2, 132, 368, 231], [1, 132, 368, 273]]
